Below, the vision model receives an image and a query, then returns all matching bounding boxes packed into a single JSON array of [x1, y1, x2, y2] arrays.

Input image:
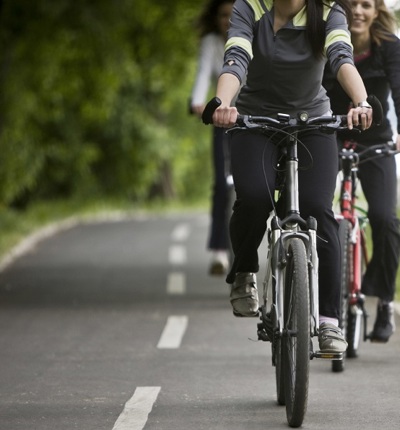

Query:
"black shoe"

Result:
[[369, 301, 396, 343]]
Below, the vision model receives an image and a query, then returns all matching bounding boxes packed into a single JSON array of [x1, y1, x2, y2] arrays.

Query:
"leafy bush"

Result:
[[0, 0, 212, 208]]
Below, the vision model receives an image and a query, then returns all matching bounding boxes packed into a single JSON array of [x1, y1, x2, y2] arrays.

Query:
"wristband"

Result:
[[357, 101, 372, 108]]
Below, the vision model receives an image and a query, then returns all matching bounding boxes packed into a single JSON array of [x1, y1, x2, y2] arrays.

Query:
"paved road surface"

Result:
[[0, 212, 399, 429]]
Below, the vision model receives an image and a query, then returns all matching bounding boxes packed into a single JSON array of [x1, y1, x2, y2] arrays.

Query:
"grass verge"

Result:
[[0, 197, 207, 264], [0, 196, 399, 299]]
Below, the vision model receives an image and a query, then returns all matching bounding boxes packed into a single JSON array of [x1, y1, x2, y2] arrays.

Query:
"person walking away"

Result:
[[204, 0, 375, 353], [190, 0, 235, 276], [323, 0, 400, 342]]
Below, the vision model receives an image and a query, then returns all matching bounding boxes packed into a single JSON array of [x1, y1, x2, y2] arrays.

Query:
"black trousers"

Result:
[[357, 146, 400, 302], [226, 129, 341, 319], [208, 127, 229, 250]]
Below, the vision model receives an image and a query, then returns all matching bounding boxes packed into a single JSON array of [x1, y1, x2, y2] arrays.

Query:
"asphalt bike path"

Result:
[[0, 212, 399, 430]]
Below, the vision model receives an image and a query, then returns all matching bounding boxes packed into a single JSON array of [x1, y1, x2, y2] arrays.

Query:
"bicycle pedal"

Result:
[[313, 351, 343, 360]]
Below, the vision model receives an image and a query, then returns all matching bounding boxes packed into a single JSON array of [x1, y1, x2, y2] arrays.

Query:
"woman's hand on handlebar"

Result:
[[205, 73, 241, 127], [347, 104, 373, 131], [213, 105, 238, 128], [201, 97, 238, 127], [396, 134, 400, 152]]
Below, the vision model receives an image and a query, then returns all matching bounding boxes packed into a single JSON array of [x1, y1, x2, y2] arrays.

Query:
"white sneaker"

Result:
[[209, 250, 229, 276]]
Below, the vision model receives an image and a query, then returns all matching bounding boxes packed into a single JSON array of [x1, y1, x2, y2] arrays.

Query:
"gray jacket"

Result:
[[221, 0, 354, 116]]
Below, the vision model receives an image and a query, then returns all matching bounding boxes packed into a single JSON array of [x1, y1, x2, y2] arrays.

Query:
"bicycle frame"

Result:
[[338, 146, 369, 304], [261, 133, 320, 346]]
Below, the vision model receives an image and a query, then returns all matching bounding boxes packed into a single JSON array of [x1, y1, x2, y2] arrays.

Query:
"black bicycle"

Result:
[[203, 95, 382, 428]]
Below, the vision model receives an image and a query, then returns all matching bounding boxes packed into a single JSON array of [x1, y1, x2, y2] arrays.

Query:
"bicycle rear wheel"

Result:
[[282, 238, 310, 428], [332, 219, 352, 372]]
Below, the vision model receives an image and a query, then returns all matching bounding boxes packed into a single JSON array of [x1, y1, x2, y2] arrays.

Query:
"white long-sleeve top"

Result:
[[191, 32, 225, 106]]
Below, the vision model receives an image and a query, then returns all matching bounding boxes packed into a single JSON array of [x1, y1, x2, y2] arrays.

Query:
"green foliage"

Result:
[[0, 0, 212, 208]]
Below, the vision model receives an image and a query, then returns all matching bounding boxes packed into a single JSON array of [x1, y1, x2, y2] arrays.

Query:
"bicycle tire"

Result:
[[347, 223, 364, 358], [275, 326, 285, 405], [282, 238, 310, 428], [225, 181, 235, 266], [332, 219, 352, 372]]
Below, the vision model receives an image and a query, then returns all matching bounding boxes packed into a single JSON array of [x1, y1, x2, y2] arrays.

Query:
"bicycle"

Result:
[[202, 95, 382, 428], [332, 140, 398, 372]]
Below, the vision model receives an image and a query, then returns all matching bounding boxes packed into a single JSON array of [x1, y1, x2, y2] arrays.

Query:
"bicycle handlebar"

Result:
[[202, 94, 383, 130], [202, 97, 222, 124], [339, 142, 399, 162]]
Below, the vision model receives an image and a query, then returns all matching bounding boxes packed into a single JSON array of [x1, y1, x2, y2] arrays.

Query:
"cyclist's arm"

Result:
[[211, 0, 253, 128], [191, 34, 220, 117], [337, 63, 371, 130], [213, 73, 240, 128], [336, 64, 367, 106], [324, 5, 371, 130]]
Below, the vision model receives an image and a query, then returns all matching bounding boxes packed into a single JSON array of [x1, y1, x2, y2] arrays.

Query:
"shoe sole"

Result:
[[368, 331, 393, 343], [319, 348, 347, 354], [209, 263, 227, 276], [370, 338, 389, 343], [233, 309, 259, 318]]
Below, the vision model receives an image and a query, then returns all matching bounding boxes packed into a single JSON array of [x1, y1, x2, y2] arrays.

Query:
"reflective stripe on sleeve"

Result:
[[225, 36, 253, 59], [325, 29, 352, 52]]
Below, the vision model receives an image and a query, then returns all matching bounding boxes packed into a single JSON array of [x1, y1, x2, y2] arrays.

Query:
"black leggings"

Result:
[[208, 127, 229, 250], [226, 129, 341, 319], [358, 147, 400, 302]]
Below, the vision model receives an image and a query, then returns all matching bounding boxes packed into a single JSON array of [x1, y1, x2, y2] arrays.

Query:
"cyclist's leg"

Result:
[[297, 131, 342, 320], [208, 126, 230, 274], [226, 130, 277, 284], [296, 131, 347, 351], [358, 153, 400, 302], [358, 152, 400, 341], [226, 130, 277, 316]]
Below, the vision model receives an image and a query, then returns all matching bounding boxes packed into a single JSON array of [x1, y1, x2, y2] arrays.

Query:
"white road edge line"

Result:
[[167, 272, 186, 295], [157, 315, 188, 349], [112, 386, 161, 430]]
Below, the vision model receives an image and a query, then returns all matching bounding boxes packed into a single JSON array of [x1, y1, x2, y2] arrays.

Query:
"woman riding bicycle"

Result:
[[205, 0, 374, 353], [323, 0, 400, 343]]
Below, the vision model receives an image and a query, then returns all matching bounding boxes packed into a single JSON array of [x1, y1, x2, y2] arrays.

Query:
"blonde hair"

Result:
[[370, 0, 398, 45]]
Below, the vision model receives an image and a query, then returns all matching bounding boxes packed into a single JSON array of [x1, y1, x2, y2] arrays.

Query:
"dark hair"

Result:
[[196, 0, 235, 37], [307, 0, 352, 58]]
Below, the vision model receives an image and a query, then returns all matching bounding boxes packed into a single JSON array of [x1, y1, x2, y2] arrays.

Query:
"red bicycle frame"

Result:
[[338, 142, 369, 306]]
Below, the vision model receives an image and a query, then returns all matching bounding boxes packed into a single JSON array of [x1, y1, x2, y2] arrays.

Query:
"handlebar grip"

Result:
[[202, 97, 222, 125], [367, 94, 383, 126]]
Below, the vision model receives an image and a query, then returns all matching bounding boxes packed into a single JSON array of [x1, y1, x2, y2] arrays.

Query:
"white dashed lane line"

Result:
[[168, 245, 187, 265], [114, 223, 190, 429], [166, 272, 186, 295], [167, 222, 190, 295], [112, 386, 161, 430], [157, 315, 188, 349], [171, 223, 190, 242]]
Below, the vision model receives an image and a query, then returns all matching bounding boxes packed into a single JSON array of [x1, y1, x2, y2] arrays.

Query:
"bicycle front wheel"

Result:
[[282, 238, 310, 428]]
